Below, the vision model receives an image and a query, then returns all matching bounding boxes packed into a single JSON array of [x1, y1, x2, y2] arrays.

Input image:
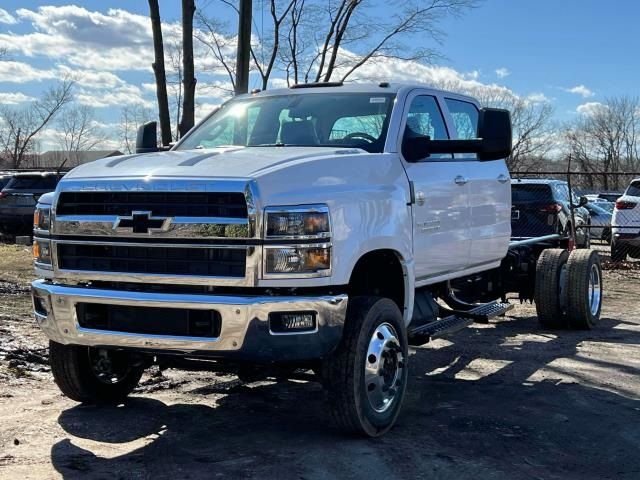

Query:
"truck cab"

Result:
[[31, 83, 601, 437]]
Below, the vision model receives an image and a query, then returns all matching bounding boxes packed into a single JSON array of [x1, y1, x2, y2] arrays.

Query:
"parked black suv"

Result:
[[0, 172, 63, 234], [511, 179, 591, 248]]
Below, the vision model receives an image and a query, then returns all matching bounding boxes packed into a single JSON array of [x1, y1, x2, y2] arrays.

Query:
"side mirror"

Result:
[[402, 108, 512, 162], [578, 196, 589, 207], [136, 121, 159, 154], [476, 108, 512, 161]]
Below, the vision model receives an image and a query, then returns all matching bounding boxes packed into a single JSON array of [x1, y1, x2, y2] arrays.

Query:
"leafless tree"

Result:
[[565, 96, 640, 190], [433, 78, 555, 171], [56, 105, 106, 153], [119, 105, 154, 154], [148, 0, 173, 146], [0, 79, 74, 168], [167, 40, 184, 141], [179, 0, 197, 136], [197, 0, 478, 90]]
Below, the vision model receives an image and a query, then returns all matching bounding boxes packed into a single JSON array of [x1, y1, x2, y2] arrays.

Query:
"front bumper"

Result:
[[31, 280, 348, 362]]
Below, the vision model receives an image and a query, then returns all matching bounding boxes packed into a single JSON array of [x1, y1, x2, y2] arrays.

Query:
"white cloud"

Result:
[[527, 92, 550, 103], [576, 101, 605, 116], [0, 8, 17, 25], [0, 61, 57, 82], [0, 92, 36, 104], [195, 103, 222, 123], [565, 84, 595, 98], [76, 84, 154, 109], [0, 6, 176, 71], [495, 67, 510, 78]]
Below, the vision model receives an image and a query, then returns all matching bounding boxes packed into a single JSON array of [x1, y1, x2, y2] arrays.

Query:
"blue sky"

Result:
[[0, 0, 636, 150]]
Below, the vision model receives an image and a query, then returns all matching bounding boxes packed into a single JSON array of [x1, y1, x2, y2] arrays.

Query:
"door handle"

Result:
[[454, 175, 468, 186], [497, 174, 510, 184]]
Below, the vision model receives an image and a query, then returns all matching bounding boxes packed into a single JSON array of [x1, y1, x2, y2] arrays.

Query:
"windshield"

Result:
[[177, 92, 396, 153]]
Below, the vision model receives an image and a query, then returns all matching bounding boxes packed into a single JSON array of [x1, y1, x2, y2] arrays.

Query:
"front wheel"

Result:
[[323, 297, 408, 437], [49, 341, 145, 403]]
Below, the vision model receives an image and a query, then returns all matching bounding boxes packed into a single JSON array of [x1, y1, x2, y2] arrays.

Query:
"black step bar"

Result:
[[409, 301, 513, 345]]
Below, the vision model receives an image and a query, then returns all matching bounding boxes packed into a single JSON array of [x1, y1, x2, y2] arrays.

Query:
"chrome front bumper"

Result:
[[31, 280, 348, 362]]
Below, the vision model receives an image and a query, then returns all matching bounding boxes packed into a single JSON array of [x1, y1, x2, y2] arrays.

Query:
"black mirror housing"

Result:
[[578, 195, 589, 207], [136, 121, 159, 154], [477, 108, 512, 161]]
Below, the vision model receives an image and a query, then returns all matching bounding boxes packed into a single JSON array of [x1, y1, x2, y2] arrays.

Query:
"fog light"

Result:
[[33, 295, 48, 316], [264, 246, 330, 274], [269, 312, 317, 333]]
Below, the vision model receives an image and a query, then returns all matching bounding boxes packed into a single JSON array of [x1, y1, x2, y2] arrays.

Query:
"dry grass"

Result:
[[0, 243, 35, 285]]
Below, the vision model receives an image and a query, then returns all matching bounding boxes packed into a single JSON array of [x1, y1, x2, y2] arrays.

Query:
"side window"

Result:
[[555, 184, 570, 202], [402, 95, 449, 161], [445, 98, 479, 140]]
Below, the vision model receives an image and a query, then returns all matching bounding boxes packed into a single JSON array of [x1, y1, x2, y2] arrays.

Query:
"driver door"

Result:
[[400, 92, 471, 282]]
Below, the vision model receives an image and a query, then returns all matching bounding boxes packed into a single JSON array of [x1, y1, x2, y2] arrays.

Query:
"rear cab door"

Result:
[[443, 96, 511, 268], [399, 89, 472, 281]]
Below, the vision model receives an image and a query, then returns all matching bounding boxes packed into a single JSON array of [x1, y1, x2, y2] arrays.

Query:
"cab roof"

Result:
[[238, 82, 479, 105]]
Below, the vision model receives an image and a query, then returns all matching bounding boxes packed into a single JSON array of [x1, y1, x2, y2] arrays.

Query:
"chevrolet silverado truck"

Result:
[[31, 83, 603, 437]]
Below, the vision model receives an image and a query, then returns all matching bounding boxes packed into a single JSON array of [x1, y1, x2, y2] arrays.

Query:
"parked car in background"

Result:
[[598, 192, 623, 203], [0, 173, 14, 190], [584, 202, 612, 243], [0, 172, 63, 234], [511, 179, 591, 248], [611, 178, 640, 261]]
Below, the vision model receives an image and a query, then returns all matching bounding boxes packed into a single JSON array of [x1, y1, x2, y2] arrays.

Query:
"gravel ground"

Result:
[[1, 243, 639, 479]]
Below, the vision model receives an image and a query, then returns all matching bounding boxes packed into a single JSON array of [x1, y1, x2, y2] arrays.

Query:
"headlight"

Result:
[[265, 245, 331, 274], [33, 238, 52, 266], [265, 205, 330, 239], [33, 206, 51, 231]]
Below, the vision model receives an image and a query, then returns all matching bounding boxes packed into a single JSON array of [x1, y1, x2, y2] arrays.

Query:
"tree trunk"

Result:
[[148, 0, 172, 147], [179, 0, 197, 137]]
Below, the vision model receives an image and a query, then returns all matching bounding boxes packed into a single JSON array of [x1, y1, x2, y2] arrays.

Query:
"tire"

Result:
[[611, 240, 626, 262], [49, 341, 145, 403], [577, 224, 591, 249], [323, 297, 408, 437], [534, 248, 569, 329], [565, 250, 602, 330]]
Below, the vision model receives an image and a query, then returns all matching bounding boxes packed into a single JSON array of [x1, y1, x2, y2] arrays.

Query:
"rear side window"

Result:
[[512, 184, 553, 202], [445, 98, 479, 140], [6, 176, 59, 190], [626, 181, 640, 197]]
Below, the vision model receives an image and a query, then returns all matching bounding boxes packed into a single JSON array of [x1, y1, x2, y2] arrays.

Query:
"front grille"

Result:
[[76, 303, 222, 338], [58, 244, 246, 277], [56, 192, 248, 218]]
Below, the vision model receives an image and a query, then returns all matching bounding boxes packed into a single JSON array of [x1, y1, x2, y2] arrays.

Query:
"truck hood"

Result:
[[63, 146, 365, 180]]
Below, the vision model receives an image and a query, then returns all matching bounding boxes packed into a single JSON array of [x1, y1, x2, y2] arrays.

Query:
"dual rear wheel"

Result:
[[535, 249, 602, 329]]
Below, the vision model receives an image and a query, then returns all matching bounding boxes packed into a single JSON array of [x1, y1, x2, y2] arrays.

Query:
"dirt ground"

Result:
[[1, 243, 639, 479]]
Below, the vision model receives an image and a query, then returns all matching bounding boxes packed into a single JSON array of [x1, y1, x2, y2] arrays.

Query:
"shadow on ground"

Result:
[[51, 315, 640, 480]]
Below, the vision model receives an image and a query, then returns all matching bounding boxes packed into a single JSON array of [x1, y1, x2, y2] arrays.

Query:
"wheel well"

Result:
[[348, 250, 405, 312]]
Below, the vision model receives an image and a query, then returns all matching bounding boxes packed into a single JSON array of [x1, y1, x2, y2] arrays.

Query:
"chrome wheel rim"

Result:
[[589, 264, 602, 316], [364, 323, 404, 413]]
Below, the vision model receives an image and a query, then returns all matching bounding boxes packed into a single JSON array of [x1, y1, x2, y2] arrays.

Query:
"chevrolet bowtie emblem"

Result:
[[113, 211, 171, 234]]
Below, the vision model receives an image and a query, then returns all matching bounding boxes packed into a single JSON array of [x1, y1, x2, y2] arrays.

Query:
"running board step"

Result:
[[408, 301, 513, 345]]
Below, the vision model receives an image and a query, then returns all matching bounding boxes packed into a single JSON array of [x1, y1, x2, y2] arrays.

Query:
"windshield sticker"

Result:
[[369, 97, 387, 103]]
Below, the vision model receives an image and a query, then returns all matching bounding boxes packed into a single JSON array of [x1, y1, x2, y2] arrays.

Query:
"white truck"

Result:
[[31, 83, 603, 437]]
